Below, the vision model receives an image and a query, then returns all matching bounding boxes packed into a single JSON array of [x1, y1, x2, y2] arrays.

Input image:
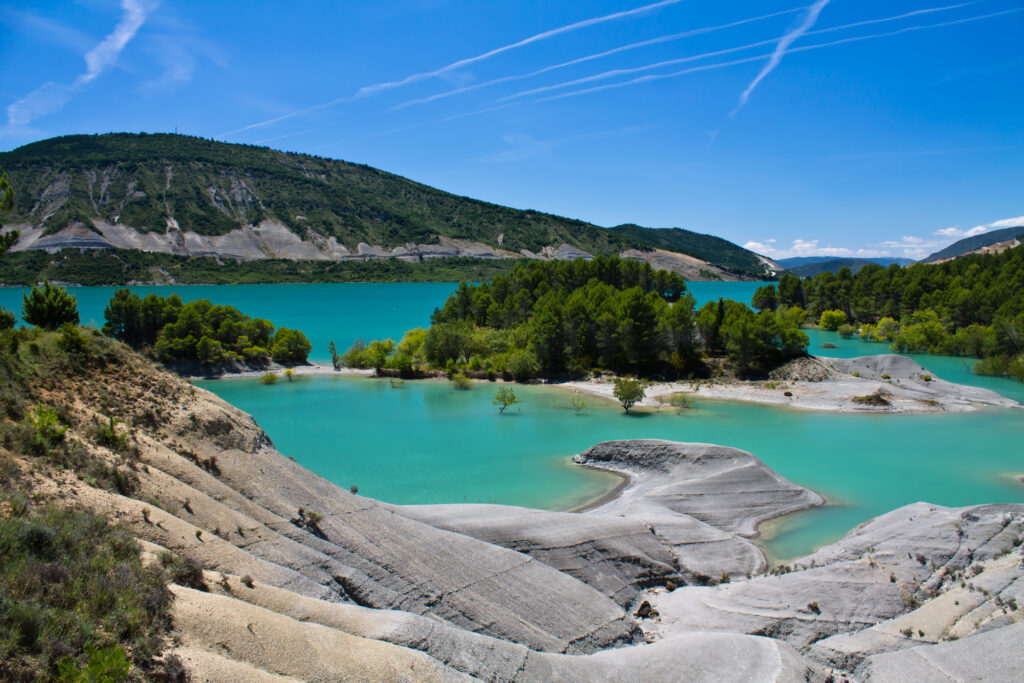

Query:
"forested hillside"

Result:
[[0, 134, 769, 278], [763, 246, 1024, 380]]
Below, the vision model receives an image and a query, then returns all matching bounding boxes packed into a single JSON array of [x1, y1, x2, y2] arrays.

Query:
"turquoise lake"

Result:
[[3, 281, 1022, 561]]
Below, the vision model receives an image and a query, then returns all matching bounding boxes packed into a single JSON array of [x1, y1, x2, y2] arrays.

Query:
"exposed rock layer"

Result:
[[15, 350, 1024, 681]]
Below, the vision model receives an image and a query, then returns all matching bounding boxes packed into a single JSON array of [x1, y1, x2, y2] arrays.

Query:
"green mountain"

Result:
[[0, 133, 770, 279], [921, 225, 1024, 263], [778, 256, 915, 277]]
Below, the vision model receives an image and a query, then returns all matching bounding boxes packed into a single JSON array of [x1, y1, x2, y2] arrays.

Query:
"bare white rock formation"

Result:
[[47, 361, 1022, 681]]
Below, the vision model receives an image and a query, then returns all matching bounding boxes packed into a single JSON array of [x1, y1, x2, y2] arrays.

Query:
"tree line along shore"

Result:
[[337, 249, 1024, 384]]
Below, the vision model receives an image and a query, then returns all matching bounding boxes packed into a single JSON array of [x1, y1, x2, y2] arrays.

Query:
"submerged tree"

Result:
[[612, 377, 645, 414], [492, 386, 520, 414], [567, 392, 589, 415]]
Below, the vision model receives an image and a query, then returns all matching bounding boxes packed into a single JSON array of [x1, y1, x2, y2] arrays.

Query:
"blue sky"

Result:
[[1, 1, 1022, 260]]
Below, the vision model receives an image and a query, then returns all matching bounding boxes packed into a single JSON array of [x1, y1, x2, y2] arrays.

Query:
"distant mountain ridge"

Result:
[[0, 133, 770, 280], [777, 256, 915, 277], [922, 225, 1024, 263]]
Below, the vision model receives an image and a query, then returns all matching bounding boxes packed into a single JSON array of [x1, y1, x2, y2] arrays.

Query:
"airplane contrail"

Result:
[[220, 0, 683, 137], [392, 7, 803, 110], [537, 7, 1023, 103], [730, 0, 830, 115], [499, 1, 994, 103]]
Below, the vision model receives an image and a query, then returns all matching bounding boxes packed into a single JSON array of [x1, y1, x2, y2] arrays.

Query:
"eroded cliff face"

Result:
[[7, 339, 1023, 681], [2, 219, 746, 280]]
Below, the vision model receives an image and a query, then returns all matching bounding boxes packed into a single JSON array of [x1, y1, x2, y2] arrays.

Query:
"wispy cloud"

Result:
[[731, 0, 830, 116], [986, 215, 1024, 229], [393, 6, 803, 110], [725, 1, 981, 115], [480, 125, 652, 163], [529, 5, 1021, 103], [79, 0, 152, 86], [253, 128, 317, 145], [934, 225, 988, 238], [5, 0, 155, 131], [356, 0, 683, 98], [220, 0, 682, 137], [2, 8, 93, 53]]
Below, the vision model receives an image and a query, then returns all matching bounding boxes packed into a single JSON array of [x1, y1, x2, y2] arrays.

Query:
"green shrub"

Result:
[[837, 324, 857, 339], [450, 373, 473, 390], [56, 645, 130, 682], [270, 327, 312, 363], [22, 283, 79, 330], [94, 417, 128, 452], [0, 306, 17, 331], [818, 310, 847, 331], [664, 392, 692, 413], [23, 406, 67, 455], [157, 550, 207, 591], [55, 324, 87, 354], [260, 372, 277, 385], [852, 389, 891, 406]]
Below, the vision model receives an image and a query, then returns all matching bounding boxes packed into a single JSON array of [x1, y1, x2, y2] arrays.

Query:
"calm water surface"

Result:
[[5, 281, 1022, 560]]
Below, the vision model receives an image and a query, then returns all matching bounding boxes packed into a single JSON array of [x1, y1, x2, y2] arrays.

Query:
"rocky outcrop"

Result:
[[574, 440, 824, 537], [858, 620, 1024, 681], [124, 393, 640, 655], [826, 355, 1019, 411], [621, 247, 735, 280], [396, 504, 681, 607], [399, 441, 824, 608], [21, 345, 1024, 681], [3, 221, 520, 263], [645, 501, 1024, 678]]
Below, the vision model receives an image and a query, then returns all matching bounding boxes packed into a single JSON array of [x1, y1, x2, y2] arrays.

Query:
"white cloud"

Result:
[[930, 214, 1024, 242], [744, 238, 889, 260], [984, 215, 1024, 229], [865, 213, 1024, 259], [4, 0, 155, 131]]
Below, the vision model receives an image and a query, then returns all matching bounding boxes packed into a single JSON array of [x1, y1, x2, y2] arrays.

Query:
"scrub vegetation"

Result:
[[0, 322, 189, 680]]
